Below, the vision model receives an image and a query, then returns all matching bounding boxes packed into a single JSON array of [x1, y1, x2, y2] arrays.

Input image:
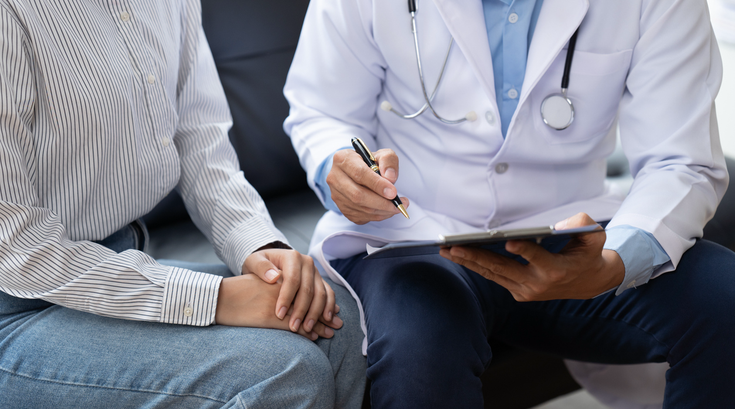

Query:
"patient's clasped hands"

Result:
[[215, 248, 343, 340]]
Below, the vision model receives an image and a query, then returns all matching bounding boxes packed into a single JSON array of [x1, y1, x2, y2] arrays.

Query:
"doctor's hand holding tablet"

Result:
[[439, 213, 625, 301]]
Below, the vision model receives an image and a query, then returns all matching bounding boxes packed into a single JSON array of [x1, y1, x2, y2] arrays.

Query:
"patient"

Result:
[[0, 1, 365, 407]]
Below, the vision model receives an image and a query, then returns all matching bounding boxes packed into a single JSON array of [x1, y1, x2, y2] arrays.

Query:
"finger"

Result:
[[322, 280, 336, 322], [446, 246, 530, 284], [439, 248, 523, 291], [553, 213, 605, 250], [243, 251, 281, 284], [274, 252, 301, 320], [278, 313, 322, 341], [554, 212, 597, 230], [373, 149, 399, 184], [303, 275, 328, 333], [340, 151, 397, 200], [330, 186, 400, 225], [505, 240, 555, 266], [318, 281, 343, 329], [310, 321, 335, 340], [289, 260, 316, 332], [331, 185, 398, 216]]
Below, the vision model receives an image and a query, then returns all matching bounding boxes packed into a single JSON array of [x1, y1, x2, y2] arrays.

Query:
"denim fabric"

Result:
[[333, 240, 735, 408], [0, 224, 366, 409]]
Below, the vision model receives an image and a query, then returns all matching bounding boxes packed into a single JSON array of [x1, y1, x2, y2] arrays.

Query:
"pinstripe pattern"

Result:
[[0, 0, 288, 325]]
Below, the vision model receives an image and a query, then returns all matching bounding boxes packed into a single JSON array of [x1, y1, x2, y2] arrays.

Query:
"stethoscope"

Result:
[[382, 0, 580, 131]]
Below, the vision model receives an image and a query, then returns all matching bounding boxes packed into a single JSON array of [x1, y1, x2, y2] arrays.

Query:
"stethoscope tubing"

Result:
[[388, 0, 581, 130]]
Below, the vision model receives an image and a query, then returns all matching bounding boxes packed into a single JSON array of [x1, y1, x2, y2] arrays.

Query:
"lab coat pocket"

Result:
[[531, 49, 633, 144]]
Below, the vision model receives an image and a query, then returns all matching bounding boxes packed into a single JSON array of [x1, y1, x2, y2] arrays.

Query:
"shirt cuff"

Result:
[[221, 216, 290, 276], [161, 267, 222, 326], [314, 150, 347, 214], [603, 225, 671, 296]]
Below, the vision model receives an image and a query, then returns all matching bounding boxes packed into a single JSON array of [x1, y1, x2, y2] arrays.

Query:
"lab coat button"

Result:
[[508, 13, 519, 24], [495, 163, 509, 174], [120, 11, 130, 22], [508, 88, 518, 99], [161, 137, 170, 147], [485, 111, 495, 125], [147, 74, 155, 84]]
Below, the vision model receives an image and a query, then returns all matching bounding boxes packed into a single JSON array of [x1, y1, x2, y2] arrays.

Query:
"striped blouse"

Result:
[[0, 0, 287, 326]]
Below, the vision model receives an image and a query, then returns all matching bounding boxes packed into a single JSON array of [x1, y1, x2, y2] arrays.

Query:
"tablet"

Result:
[[364, 224, 602, 259]]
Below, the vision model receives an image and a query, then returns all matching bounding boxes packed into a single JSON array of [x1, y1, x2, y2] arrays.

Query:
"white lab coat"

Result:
[[284, 0, 727, 406]]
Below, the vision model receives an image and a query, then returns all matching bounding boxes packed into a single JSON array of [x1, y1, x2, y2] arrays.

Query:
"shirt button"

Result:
[[626, 280, 637, 289], [120, 11, 130, 22], [495, 163, 509, 174], [161, 137, 170, 147], [508, 88, 519, 99], [508, 13, 519, 24], [184, 306, 193, 317], [147, 74, 155, 84], [485, 111, 495, 125]]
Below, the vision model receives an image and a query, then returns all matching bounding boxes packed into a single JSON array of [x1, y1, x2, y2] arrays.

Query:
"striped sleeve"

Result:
[[0, 7, 220, 326], [173, 1, 289, 275]]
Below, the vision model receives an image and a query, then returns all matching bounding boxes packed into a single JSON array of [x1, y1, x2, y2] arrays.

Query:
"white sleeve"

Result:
[[609, 0, 728, 272]]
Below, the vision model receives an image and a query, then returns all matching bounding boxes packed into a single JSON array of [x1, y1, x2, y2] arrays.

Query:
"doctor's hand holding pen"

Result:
[[326, 141, 410, 225], [440, 212, 626, 301]]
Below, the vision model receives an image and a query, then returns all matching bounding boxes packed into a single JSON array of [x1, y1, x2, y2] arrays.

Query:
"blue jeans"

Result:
[[333, 239, 735, 408], [0, 223, 366, 408]]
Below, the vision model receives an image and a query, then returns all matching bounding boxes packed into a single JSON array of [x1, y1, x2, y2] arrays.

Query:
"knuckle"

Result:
[[347, 188, 363, 204], [300, 284, 314, 298]]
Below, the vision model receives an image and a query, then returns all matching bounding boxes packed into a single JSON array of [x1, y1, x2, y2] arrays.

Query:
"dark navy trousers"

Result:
[[333, 239, 735, 408]]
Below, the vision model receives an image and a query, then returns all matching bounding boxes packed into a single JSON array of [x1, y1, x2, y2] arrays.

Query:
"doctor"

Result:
[[284, 0, 735, 407]]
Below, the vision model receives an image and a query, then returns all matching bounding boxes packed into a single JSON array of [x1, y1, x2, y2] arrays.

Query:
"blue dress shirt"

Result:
[[314, 0, 670, 295]]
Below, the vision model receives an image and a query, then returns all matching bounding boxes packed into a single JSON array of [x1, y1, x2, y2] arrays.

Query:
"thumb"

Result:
[[554, 212, 597, 230], [243, 251, 281, 283]]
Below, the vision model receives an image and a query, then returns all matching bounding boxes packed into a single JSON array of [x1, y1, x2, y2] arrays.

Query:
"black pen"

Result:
[[351, 137, 409, 219]]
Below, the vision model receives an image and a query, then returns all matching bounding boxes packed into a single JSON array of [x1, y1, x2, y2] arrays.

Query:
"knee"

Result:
[[677, 241, 735, 319]]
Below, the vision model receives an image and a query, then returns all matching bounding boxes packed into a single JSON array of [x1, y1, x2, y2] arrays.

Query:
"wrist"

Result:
[[600, 249, 625, 291]]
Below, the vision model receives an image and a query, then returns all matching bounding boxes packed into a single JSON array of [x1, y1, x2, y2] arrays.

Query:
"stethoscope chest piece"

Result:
[[541, 93, 574, 130]]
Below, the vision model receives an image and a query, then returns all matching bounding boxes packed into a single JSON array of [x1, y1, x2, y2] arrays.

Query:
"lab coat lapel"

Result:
[[431, 0, 497, 106], [520, 0, 589, 103]]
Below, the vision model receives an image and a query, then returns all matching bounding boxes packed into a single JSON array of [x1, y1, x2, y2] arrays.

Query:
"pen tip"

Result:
[[398, 204, 409, 219]]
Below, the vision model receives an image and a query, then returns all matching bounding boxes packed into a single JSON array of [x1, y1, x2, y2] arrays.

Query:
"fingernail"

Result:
[[325, 327, 334, 338], [292, 319, 301, 332], [327, 310, 333, 321], [332, 316, 343, 327], [384, 187, 395, 198], [265, 269, 279, 281], [385, 168, 396, 181], [306, 319, 315, 332], [452, 248, 465, 258], [311, 332, 319, 341], [278, 306, 287, 319]]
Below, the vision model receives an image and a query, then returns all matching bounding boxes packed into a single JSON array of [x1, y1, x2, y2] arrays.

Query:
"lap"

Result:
[[0, 260, 363, 409], [336, 239, 735, 366], [0, 303, 333, 408]]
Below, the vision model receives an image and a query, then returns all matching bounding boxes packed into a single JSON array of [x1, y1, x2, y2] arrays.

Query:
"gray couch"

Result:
[[143, 1, 735, 407]]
